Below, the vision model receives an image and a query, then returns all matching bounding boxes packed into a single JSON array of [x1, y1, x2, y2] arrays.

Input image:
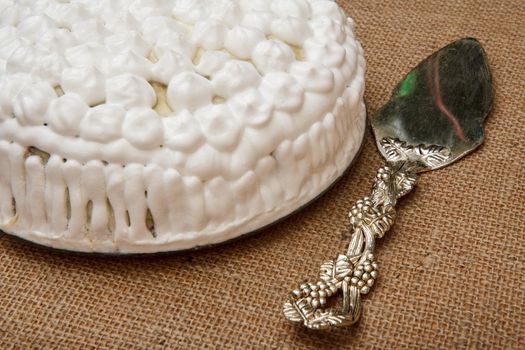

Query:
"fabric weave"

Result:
[[1, 0, 524, 348]]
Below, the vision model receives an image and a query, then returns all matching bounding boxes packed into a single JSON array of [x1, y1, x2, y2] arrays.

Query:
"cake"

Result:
[[0, 0, 366, 253]]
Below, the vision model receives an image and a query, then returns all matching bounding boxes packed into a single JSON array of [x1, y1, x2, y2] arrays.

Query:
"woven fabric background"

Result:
[[1, 0, 524, 348]]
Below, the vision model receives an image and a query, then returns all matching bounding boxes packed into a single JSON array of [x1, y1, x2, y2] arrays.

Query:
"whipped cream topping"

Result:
[[79, 103, 125, 143], [192, 19, 228, 50], [47, 93, 89, 136], [106, 73, 156, 109], [211, 60, 261, 98], [61, 66, 106, 106], [152, 50, 192, 84], [162, 110, 203, 152], [259, 73, 304, 112], [289, 61, 335, 92], [271, 16, 311, 46], [13, 81, 57, 126], [122, 107, 164, 150], [0, 0, 366, 253], [195, 104, 243, 152], [252, 39, 295, 73], [225, 25, 265, 59], [241, 10, 274, 33], [195, 50, 230, 77], [271, 0, 312, 19], [229, 88, 273, 127], [167, 72, 213, 112]]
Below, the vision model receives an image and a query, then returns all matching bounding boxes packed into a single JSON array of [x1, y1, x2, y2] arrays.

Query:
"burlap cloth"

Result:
[[1, 1, 524, 348]]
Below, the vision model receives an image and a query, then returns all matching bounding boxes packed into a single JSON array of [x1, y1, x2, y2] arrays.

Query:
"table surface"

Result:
[[1, 1, 524, 348]]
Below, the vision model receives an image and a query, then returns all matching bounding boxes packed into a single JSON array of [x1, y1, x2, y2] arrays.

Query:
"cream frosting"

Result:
[[13, 81, 57, 126], [241, 10, 274, 33], [252, 39, 295, 73], [211, 60, 261, 98], [191, 19, 227, 50], [162, 110, 204, 152], [271, 16, 311, 46], [79, 103, 125, 143], [122, 108, 164, 150], [225, 25, 265, 59], [259, 73, 304, 112], [152, 50, 193, 84], [106, 73, 156, 109], [61, 66, 106, 106], [195, 50, 230, 77], [47, 93, 89, 137], [0, 0, 366, 253], [271, 0, 312, 19], [229, 88, 273, 127], [167, 72, 213, 112]]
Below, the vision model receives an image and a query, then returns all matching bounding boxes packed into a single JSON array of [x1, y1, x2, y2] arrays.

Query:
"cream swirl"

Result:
[[259, 73, 304, 112], [209, 0, 243, 27], [65, 43, 108, 70], [141, 16, 186, 43], [16, 15, 56, 43], [104, 32, 151, 56], [0, 73, 31, 121], [163, 110, 204, 152], [310, 0, 346, 23], [229, 88, 273, 127], [211, 60, 261, 98], [13, 81, 56, 126], [129, 1, 172, 21], [195, 104, 242, 151], [191, 19, 227, 50], [108, 50, 153, 79], [289, 61, 334, 92], [122, 107, 164, 150], [225, 25, 265, 59], [106, 74, 156, 109], [104, 11, 141, 34], [43, 2, 90, 29], [152, 50, 193, 84], [195, 50, 230, 77], [154, 31, 196, 59], [252, 39, 295, 73], [271, 17, 311, 46], [71, 19, 109, 44], [32, 53, 67, 86], [309, 17, 347, 44], [0, 26, 21, 60], [47, 93, 89, 137], [271, 0, 311, 19], [61, 66, 106, 106], [303, 37, 346, 67], [79, 104, 126, 143], [241, 10, 274, 33], [172, 0, 208, 24], [5, 45, 44, 77], [167, 72, 213, 112], [38, 28, 76, 54]]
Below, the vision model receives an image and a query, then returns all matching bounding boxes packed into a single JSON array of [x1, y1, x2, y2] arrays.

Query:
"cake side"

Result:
[[0, 0, 366, 253], [0, 86, 365, 253]]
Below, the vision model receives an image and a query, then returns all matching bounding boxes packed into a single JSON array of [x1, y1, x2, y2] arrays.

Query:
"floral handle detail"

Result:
[[283, 138, 450, 330]]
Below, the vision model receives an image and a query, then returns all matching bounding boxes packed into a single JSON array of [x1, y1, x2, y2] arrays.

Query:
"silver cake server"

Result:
[[283, 38, 493, 330]]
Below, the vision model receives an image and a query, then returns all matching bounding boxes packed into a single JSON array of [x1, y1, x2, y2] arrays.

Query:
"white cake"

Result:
[[0, 0, 366, 253]]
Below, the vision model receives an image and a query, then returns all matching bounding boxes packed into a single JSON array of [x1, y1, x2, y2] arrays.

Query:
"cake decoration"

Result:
[[0, 0, 366, 253]]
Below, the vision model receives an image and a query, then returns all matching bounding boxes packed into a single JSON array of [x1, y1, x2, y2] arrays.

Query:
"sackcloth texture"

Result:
[[0, 0, 524, 348]]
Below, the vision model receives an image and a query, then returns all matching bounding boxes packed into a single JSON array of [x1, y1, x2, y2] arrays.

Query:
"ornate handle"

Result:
[[283, 138, 451, 330]]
